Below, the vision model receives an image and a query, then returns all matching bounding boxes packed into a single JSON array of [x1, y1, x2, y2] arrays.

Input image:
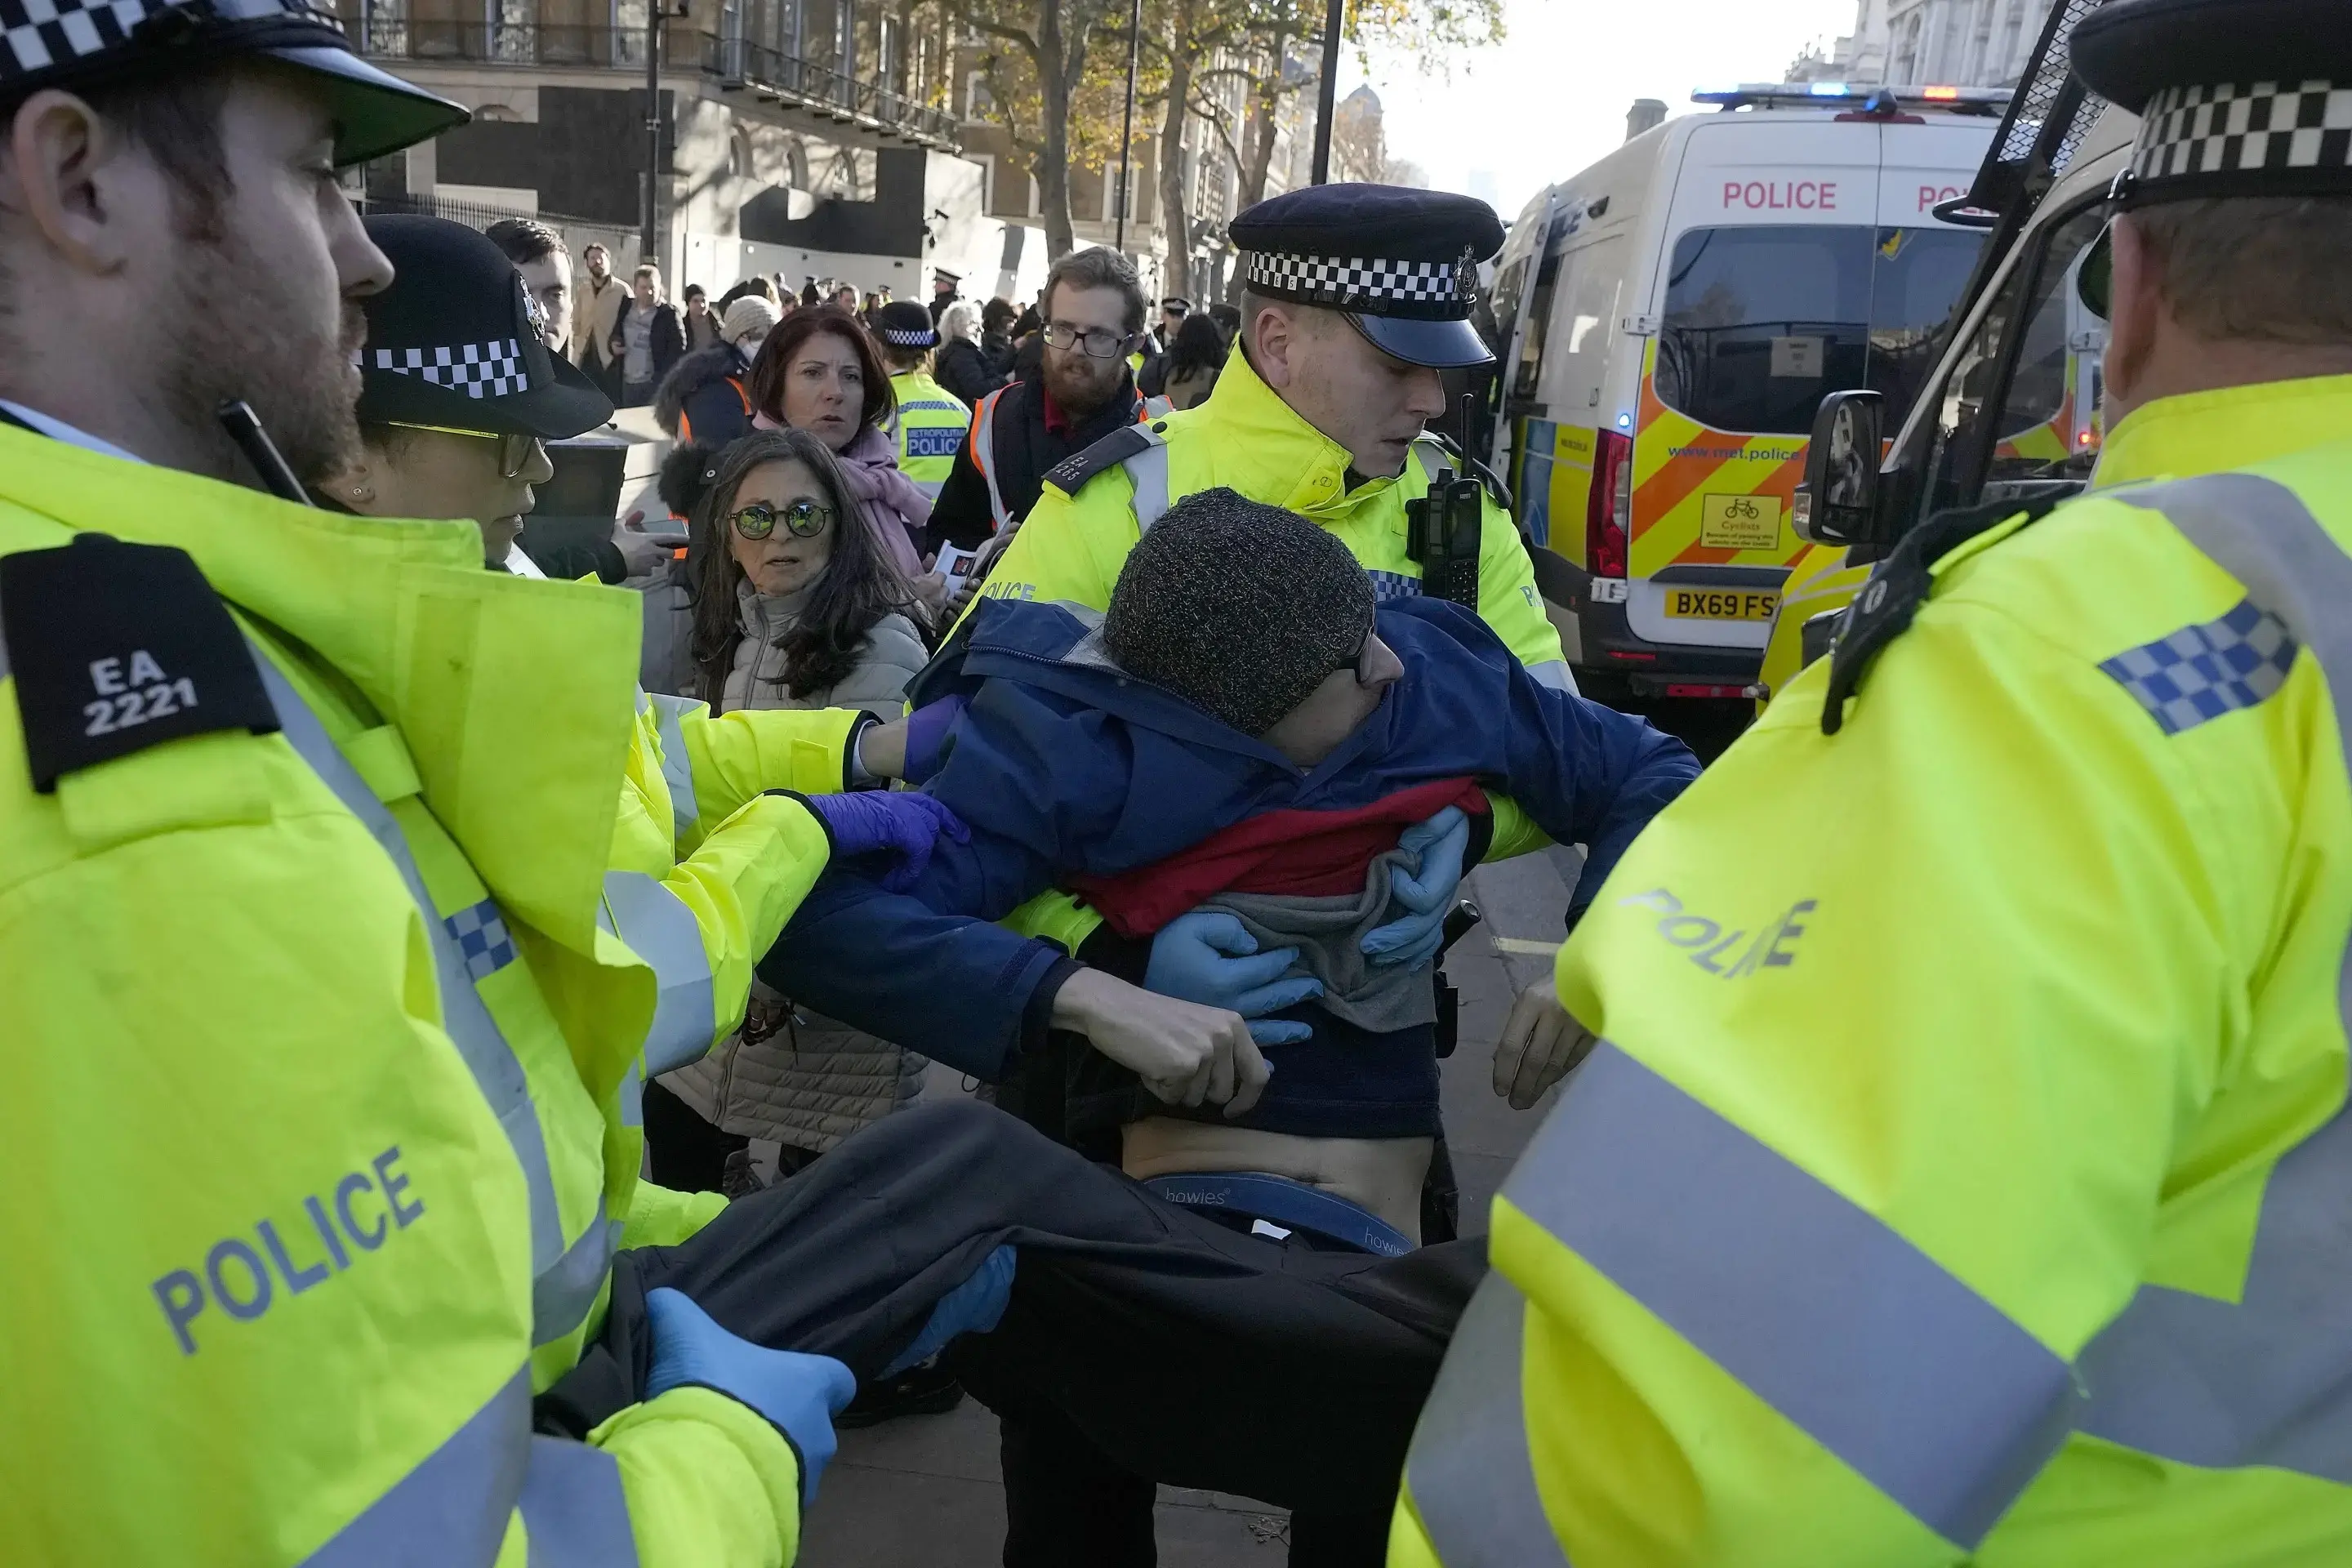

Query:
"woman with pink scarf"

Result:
[[745, 305, 942, 600]]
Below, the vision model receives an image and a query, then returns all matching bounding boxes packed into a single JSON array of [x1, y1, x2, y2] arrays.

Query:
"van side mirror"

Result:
[[1793, 390, 1884, 546]]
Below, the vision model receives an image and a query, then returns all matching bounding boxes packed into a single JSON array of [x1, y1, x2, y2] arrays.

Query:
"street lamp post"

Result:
[[643, 0, 663, 268], [1115, 0, 1143, 252], [1309, 0, 1343, 185]]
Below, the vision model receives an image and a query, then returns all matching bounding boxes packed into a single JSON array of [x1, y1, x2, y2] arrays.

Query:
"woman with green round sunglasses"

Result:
[[728, 494, 835, 541], [654, 426, 937, 1197]]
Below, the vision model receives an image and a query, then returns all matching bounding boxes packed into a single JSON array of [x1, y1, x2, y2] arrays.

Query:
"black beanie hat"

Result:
[[1104, 488, 1374, 736]]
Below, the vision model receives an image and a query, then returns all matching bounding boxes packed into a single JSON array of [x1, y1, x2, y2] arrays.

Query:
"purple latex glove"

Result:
[[902, 694, 969, 785], [804, 791, 972, 892]]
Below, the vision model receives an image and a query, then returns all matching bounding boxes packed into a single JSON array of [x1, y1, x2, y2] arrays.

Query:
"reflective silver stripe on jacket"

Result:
[[973, 389, 1011, 532], [252, 651, 594, 1347], [1505, 1040, 2078, 1548], [601, 870, 718, 1076], [519, 1432, 642, 1566], [1526, 659, 1579, 696], [1122, 425, 1173, 534], [1412, 473, 2352, 1556], [2082, 472, 2352, 1481], [534, 1196, 622, 1347], [1403, 1274, 1574, 1567], [639, 688, 700, 842], [300, 1368, 531, 1566]]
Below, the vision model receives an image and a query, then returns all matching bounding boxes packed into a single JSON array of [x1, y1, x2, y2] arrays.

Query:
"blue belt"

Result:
[[1143, 1172, 1414, 1257]]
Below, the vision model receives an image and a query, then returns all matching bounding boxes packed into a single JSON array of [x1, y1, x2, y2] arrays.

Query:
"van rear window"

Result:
[[1655, 225, 1984, 434]]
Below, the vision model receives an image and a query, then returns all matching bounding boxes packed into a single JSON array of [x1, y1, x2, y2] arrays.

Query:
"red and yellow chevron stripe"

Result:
[[1629, 341, 1809, 578]]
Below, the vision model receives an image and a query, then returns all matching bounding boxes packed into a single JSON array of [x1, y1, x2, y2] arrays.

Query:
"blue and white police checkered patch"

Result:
[[2098, 598, 2298, 735], [444, 898, 518, 982], [2134, 81, 2352, 184], [369, 341, 527, 399], [1366, 568, 1423, 604]]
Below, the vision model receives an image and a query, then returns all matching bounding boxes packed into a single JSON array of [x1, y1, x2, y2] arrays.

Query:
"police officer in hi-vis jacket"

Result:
[[1394, 1, 2352, 1562]]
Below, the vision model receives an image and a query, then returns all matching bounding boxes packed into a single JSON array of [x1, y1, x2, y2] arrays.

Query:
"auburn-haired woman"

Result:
[[742, 304, 933, 584]]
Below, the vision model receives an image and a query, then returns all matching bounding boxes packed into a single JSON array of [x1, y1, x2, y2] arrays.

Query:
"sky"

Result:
[[1346, 0, 1865, 223]]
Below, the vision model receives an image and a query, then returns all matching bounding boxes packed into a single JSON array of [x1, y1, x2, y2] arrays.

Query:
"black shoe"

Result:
[[835, 1359, 966, 1428], [719, 1148, 766, 1201]]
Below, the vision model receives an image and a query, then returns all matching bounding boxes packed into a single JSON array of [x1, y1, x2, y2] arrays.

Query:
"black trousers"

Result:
[[991, 1028, 1462, 1564], [538, 1101, 1479, 1539], [641, 1076, 746, 1195]]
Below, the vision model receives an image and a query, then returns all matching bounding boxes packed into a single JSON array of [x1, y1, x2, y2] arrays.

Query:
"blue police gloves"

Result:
[[644, 1287, 857, 1507], [880, 1244, 1018, 1378], [901, 694, 969, 785], [1362, 806, 1470, 969], [804, 790, 971, 892], [1147, 911, 1324, 1045]]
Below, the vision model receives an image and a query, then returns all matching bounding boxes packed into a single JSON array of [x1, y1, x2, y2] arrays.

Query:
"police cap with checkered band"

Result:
[[1228, 182, 1504, 369], [356, 214, 612, 440], [0, 0, 467, 167], [2070, 0, 2352, 312]]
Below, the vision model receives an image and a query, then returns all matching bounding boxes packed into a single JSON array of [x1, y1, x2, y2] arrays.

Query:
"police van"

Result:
[[1487, 82, 2004, 707], [1764, 0, 2134, 706]]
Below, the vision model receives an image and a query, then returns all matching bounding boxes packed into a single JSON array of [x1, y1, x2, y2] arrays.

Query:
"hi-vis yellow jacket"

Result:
[[957, 347, 1570, 951], [964, 346, 1568, 685], [887, 368, 971, 499], [0, 421, 853, 1567], [1392, 374, 2352, 1566]]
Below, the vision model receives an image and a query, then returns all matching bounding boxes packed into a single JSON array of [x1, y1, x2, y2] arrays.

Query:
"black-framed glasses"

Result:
[[1335, 632, 1384, 688], [730, 498, 834, 541], [382, 421, 542, 480], [1040, 321, 1134, 359]]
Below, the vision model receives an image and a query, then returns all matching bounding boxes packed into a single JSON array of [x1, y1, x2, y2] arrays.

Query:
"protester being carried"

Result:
[[773, 488, 1699, 1236], [743, 305, 931, 584]]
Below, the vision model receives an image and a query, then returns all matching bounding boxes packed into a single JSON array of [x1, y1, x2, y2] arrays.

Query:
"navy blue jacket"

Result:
[[763, 596, 1699, 1088]]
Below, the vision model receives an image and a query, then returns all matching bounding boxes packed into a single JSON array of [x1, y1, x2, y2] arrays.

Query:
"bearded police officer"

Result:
[[1393, 1, 2352, 1563], [0, 7, 976, 1562]]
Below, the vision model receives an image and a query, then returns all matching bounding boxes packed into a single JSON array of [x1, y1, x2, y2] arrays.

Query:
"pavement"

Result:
[[796, 846, 1585, 1566]]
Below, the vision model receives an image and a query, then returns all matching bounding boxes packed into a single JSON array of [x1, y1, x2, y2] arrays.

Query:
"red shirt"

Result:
[[1067, 777, 1489, 938]]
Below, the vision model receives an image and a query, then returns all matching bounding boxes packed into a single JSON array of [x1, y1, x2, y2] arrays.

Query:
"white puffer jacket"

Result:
[[660, 577, 933, 1155]]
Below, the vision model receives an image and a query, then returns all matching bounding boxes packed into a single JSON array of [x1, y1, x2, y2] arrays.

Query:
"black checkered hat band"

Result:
[[369, 341, 530, 399], [0, 0, 342, 86], [1244, 250, 1477, 320], [2132, 81, 2352, 185], [879, 327, 935, 345]]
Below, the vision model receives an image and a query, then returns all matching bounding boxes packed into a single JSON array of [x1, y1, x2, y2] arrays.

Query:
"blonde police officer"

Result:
[[1394, 0, 2352, 1562], [0, 9, 952, 1562], [874, 300, 970, 500]]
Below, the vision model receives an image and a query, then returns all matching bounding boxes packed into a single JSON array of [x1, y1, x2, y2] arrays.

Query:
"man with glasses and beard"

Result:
[[922, 246, 1171, 561]]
